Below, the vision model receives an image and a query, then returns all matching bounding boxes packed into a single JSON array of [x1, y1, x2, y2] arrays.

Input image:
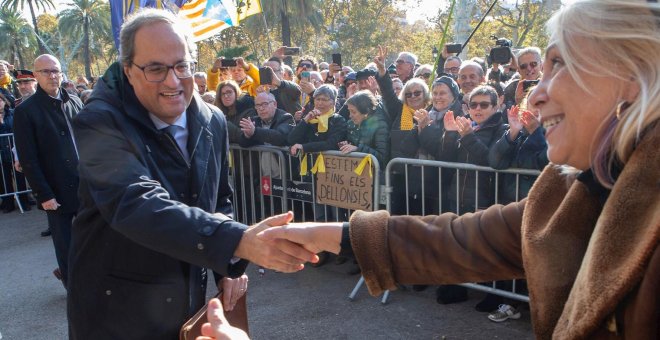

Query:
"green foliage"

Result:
[[0, 8, 37, 67]]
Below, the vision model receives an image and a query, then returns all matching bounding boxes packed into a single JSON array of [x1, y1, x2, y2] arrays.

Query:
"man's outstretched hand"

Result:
[[234, 212, 318, 272]]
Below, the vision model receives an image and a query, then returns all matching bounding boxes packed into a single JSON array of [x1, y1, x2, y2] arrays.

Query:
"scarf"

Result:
[[309, 110, 333, 133], [0, 74, 11, 89], [399, 104, 415, 131]]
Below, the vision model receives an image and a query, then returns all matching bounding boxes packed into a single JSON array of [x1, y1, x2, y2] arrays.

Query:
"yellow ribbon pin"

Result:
[[228, 151, 233, 169], [311, 153, 326, 174], [354, 155, 373, 178], [299, 153, 308, 176]]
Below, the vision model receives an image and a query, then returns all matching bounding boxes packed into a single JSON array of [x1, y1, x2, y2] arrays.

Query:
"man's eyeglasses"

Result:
[[418, 73, 432, 79], [444, 67, 460, 73], [469, 101, 493, 110], [404, 90, 423, 98], [519, 61, 539, 70], [36, 69, 62, 77], [255, 101, 274, 109], [396, 59, 410, 65], [132, 61, 195, 83]]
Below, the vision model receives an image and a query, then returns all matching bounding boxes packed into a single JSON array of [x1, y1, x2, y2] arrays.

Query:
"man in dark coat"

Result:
[[13, 54, 83, 286], [67, 9, 314, 339]]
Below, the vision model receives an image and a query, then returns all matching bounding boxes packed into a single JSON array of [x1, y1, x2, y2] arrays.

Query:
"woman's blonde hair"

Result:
[[547, 0, 660, 187]]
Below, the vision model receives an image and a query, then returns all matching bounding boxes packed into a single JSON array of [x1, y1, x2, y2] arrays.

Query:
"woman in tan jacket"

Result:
[[200, 1, 660, 339]]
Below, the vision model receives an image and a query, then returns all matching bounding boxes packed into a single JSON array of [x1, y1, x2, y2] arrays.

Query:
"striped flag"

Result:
[[109, 0, 183, 48], [178, 0, 238, 42], [236, 0, 262, 23]]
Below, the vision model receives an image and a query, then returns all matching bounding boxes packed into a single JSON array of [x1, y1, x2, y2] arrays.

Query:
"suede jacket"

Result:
[[348, 122, 660, 339]]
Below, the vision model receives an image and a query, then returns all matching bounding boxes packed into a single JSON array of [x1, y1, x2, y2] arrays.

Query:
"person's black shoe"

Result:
[[40, 229, 52, 237], [412, 285, 429, 292], [475, 293, 504, 312]]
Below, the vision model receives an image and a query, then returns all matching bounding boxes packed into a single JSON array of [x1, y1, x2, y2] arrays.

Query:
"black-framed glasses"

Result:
[[298, 63, 313, 69], [418, 73, 432, 79], [519, 61, 539, 70], [36, 69, 62, 77], [405, 90, 423, 98], [395, 59, 410, 65], [131, 61, 196, 82], [469, 101, 493, 110], [444, 66, 460, 73], [255, 101, 275, 109]]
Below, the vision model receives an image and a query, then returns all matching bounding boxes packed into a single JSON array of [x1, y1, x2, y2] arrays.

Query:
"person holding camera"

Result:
[[503, 47, 543, 109], [259, 56, 302, 115], [208, 57, 260, 98]]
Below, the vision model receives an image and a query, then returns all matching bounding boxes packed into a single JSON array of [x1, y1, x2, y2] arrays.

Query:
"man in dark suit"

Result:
[[13, 55, 83, 286], [67, 9, 315, 339]]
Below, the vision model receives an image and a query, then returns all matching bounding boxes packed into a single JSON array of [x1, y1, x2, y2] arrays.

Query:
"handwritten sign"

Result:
[[315, 154, 374, 211]]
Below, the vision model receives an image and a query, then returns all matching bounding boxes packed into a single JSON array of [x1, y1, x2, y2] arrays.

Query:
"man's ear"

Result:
[[123, 64, 134, 84]]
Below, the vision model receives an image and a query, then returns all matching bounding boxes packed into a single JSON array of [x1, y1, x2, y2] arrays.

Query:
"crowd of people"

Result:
[[0, 0, 657, 338]]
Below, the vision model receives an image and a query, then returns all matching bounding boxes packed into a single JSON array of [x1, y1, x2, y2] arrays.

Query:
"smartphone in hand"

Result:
[[220, 58, 237, 67], [259, 67, 273, 85]]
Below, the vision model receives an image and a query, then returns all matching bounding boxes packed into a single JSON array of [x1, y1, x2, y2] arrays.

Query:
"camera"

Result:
[[446, 43, 462, 54], [283, 47, 301, 56], [489, 36, 512, 64], [522, 79, 539, 92], [259, 66, 272, 85], [220, 58, 237, 67]]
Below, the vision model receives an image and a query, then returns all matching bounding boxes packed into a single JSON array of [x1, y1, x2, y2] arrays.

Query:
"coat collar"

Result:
[[523, 122, 660, 339]]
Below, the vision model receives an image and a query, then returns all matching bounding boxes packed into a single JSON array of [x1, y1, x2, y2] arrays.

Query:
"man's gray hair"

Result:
[[256, 91, 276, 102], [459, 60, 485, 78], [516, 47, 542, 62], [193, 72, 207, 80], [119, 8, 197, 66], [313, 84, 338, 103], [397, 52, 418, 65]]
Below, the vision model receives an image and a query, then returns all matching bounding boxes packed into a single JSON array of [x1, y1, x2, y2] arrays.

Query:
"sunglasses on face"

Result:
[[418, 73, 432, 79], [299, 63, 313, 69], [405, 90, 423, 98], [519, 61, 539, 70], [469, 101, 493, 110]]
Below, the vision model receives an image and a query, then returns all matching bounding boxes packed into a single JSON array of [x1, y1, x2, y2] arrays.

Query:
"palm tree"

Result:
[[58, 0, 110, 78], [0, 8, 36, 67], [0, 0, 55, 53]]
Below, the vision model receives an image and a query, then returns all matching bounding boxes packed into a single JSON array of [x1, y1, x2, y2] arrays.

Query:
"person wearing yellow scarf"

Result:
[[308, 109, 333, 133], [399, 104, 416, 130], [0, 73, 12, 90]]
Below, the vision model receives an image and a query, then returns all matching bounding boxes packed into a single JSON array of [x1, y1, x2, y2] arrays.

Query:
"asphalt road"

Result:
[[0, 209, 534, 339]]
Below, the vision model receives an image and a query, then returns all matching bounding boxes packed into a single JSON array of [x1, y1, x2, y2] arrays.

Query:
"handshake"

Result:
[[234, 211, 344, 273]]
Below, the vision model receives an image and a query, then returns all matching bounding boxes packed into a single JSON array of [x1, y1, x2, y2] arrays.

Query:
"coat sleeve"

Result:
[[488, 129, 518, 170], [12, 106, 55, 203], [375, 73, 403, 125], [348, 200, 526, 296], [518, 127, 549, 170], [72, 110, 247, 277], [356, 118, 390, 166], [207, 68, 220, 93], [301, 115, 347, 153]]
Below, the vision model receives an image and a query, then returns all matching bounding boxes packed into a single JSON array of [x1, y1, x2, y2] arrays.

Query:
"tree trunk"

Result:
[[13, 39, 24, 67], [84, 15, 92, 79], [27, 0, 46, 54], [281, 9, 292, 66]]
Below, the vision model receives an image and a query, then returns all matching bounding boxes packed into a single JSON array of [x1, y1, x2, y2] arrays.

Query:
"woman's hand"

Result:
[[455, 116, 474, 137], [443, 110, 459, 131], [339, 143, 358, 154], [507, 105, 523, 141], [346, 82, 358, 98], [236, 57, 249, 71], [367, 76, 379, 95], [293, 110, 303, 122], [258, 222, 344, 255], [219, 274, 248, 312], [374, 45, 388, 76], [290, 144, 303, 156], [521, 109, 540, 135], [303, 109, 320, 123], [299, 79, 315, 95], [413, 109, 430, 132]]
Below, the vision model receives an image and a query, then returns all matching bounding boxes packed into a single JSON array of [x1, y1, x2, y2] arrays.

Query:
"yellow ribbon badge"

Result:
[[311, 153, 326, 174], [354, 155, 373, 178], [299, 153, 308, 176]]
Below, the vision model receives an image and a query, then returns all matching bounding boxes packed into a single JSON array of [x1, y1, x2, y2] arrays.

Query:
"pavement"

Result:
[[0, 209, 534, 339]]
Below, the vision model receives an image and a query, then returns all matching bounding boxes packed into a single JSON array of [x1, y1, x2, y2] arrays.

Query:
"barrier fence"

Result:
[[227, 145, 540, 304], [0, 133, 31, 213]]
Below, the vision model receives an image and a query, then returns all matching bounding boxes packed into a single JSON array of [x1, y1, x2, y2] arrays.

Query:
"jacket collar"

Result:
[[35, 84, 72, 103]]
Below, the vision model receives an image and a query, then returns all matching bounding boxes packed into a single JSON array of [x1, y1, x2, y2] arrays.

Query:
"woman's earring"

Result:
[[615, 101, 630, 120]]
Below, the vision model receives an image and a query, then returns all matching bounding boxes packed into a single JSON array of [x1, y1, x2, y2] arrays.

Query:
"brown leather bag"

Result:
[[179, 292, 249, 340]]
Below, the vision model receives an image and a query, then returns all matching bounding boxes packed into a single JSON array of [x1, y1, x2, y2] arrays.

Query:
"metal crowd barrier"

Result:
[[382, 158, 541, 303], [226, 146, 539, 304], [0, 133, 31, 213]]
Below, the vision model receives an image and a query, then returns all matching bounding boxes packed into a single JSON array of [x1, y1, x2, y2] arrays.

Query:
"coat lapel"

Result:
[[186, 95, 214, 204], [553, 124, 660, 339]]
